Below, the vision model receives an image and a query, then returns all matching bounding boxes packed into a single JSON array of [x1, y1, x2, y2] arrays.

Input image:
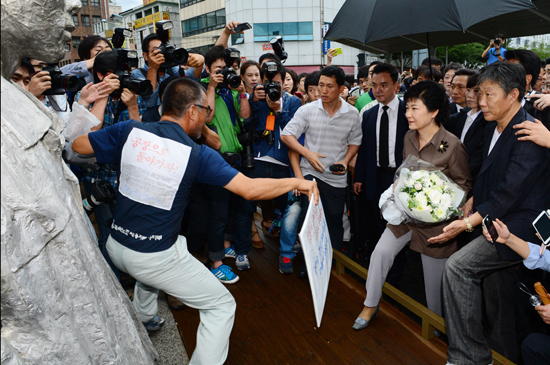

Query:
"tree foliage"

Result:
[[435, 42, 486, 68], [507, 42, 550, 61]]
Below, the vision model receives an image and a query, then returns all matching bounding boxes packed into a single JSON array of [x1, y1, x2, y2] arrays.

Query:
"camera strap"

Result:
[[113, 100, 128, 124], [218, 88, 245, 133]]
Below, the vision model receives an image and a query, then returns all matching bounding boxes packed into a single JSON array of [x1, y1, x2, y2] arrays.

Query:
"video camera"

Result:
[[270, 36, 288, 63], [216, 47, 242, 89], [111, 27, 153, 98], [42, 65, 81, 96], [155, 20, 189, 69], [261, 61, 282, 102]]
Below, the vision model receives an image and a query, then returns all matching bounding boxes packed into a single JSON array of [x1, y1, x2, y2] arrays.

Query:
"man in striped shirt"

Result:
[[281, 66, 362, 253]]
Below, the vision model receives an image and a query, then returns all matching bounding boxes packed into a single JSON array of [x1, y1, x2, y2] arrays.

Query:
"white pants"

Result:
[[107, 235, 236, 365], [364, 227, 447, 316]]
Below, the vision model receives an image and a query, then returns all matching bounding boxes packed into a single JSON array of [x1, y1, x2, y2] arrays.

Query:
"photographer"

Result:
[[131, 33, 205, 122], [482, 33, 507, 65], [198, 45, 250, 282], [77, 49, 147, 281], [233, 60, 302, 271], [61, 35, 112, 84]]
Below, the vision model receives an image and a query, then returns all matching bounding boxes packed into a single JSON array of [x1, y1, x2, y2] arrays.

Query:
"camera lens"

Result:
[[62, 75, 80, 92], [228, 75, 241, 89], [172, 48, 189, 66]]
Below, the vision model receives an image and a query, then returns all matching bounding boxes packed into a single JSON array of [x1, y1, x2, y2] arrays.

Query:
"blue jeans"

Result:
[[234, 160, 290, 256], [83, 179, 120, 281], [279, 192, 302, 259]]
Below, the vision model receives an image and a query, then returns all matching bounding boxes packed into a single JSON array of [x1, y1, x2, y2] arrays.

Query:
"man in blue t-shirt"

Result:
[[72, 78, 318, 365], [482, 33, 507, 65]]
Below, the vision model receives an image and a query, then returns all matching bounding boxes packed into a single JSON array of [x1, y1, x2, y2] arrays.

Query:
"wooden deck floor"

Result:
[[172, 225, 448, 364]]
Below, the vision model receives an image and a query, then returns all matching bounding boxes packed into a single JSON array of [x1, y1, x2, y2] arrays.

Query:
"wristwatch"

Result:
[[463, 217, 474, 232]]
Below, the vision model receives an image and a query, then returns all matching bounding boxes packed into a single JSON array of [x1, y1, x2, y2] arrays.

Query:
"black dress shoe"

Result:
[[297, 262, 308, 278]]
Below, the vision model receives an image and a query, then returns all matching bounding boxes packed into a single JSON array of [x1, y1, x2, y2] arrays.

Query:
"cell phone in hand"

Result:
[[233, 22, 252, 33], [482, 215, 499, 243], [332, 47, 343, 55], [329, 164, 345, 173], [295, 92, 303, 99], [533, 210, 550, 246]]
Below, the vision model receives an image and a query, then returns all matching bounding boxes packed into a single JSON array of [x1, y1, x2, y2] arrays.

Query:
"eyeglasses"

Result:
[[194, 104, 212, 118]]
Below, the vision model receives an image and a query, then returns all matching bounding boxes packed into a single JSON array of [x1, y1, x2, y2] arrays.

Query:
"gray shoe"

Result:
[[352, 305, 379, 330]]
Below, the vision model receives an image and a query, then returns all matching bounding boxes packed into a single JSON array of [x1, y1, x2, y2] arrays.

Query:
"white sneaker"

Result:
[[235, 254, 250, 270]]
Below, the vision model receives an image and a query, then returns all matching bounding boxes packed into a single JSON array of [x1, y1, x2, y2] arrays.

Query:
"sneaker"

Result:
[[211, 264, 240, 284], [279, 256, 293, 274], [224, 245, 236, 258], [142, 315, 165, 331], [235, 254, 250, 270]]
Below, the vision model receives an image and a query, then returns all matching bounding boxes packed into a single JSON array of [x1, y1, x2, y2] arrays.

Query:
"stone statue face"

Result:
[[1, 0, 81, 64]]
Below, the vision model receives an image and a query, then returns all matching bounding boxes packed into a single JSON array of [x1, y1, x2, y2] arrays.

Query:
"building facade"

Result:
[[60, 0, 110, 66], [178, 0, 226, 54], [223, 0, 364, 74], [119, 0, 182, 67]]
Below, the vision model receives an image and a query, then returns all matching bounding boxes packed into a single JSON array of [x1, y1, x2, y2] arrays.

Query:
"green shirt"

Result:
[[202, 77, 243, 153], [355, 91, 374, 112]]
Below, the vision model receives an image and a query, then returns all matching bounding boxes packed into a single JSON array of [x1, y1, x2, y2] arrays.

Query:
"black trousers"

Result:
[[301, 175, 347, 251]]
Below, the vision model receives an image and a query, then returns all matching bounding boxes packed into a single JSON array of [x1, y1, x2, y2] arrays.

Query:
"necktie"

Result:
[[379, 105, 389, 168]]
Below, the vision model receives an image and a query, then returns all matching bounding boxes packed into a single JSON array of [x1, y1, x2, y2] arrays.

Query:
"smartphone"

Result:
[[295, 92, 303, 99], [482, 215, 499, 243], [332, 47, 343, 55], [233, 22, 252, 33], [533, 210, 550, 246]]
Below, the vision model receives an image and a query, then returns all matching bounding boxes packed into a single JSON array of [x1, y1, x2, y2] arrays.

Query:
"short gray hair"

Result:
[[477, 61, 526, 102]]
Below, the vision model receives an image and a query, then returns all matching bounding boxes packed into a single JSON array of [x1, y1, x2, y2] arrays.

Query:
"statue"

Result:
[[1, 0, 159, 363]]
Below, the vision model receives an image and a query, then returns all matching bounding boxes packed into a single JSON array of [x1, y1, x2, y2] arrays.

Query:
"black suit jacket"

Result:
[[523, 91, 550, 130], [450, 103, 469, 115], [473, 107, 550, 261], [447, 110, 486, 184], [354, 99, 409, 201]]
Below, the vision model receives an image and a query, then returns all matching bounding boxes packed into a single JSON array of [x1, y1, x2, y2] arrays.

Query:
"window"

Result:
[[92, 16, 101, 24], [72, 14, 79, 26], [153, 6, 159, 13], [90, 0, 99, 6], [135, 12, 142, 19], [181, 9, 226, 38], [81, 15, 90, 27], [144, 8, 152, 16], [253, 21, 314, 42], [180, 0, 204, 8], [81, 0, 88, 5], [72, 37, 81, 49]]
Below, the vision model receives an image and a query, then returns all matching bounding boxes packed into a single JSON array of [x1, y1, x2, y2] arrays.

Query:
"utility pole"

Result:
[[320, 0, 324, 66]]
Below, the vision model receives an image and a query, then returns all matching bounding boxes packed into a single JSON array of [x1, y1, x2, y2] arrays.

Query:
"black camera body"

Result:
[[83, 180, 116, 214], [155, 20, 189, 69], [217, 67, 241, 89], [112, 70, 153, 98], [270, 36, 288, 62], [493, 38, 501, 46], [262, 61, 281, 102], [42, 64, 81, 95]]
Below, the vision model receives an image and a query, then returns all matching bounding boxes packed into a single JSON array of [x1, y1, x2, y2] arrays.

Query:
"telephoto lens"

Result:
[[241, 143, 255, 169], [42, 64, 81, 95]]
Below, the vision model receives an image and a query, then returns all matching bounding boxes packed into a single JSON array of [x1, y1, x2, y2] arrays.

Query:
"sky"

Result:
[[113, 0, 143, 12]]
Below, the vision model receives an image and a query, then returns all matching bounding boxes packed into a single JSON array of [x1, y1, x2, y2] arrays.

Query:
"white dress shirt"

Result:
[[376, 95, 400, 168], [460, 110, 481, 142]]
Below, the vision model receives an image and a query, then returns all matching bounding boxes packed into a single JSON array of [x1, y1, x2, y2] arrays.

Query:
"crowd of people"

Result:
[[10, 21, 550, 365]]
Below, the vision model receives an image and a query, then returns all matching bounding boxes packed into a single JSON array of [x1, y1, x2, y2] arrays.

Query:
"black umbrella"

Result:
[[324, 0, 545, 57]]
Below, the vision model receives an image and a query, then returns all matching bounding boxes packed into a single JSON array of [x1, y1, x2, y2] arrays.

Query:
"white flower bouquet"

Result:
[[380, 155, 465, 224]]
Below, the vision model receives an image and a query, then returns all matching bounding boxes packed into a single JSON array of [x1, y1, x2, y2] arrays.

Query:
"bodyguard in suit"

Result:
[[353, 63, 408, 260], [429, 62, 550, 365], [449, 68, 475, 115], [447, 73, 485, 184]]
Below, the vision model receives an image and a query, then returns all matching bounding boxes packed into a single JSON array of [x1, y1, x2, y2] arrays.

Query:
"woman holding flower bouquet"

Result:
[[353, 81, 472, 330]]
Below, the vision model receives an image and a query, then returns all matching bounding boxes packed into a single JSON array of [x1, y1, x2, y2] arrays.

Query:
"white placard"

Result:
[[298, 195, 332, 328], [119, 128, 190, 210]]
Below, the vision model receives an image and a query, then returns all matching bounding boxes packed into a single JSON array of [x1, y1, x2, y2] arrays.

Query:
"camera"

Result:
[[270, 36, 288, 63], [262, 61, 282, 102], [493, 38, 501, 46], [82, 181, 116, 214], [155, 20, 189, 68], [110, 27, 153, 98], [42, 65, 81, 95], [237, 129, 256, 169], [216, 48, 242, 89]]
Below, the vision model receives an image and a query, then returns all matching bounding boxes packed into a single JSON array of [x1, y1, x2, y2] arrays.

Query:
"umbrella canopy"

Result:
[[325, 0, 549, 54]]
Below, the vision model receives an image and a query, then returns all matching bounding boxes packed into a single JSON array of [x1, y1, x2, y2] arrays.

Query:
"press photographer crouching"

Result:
[[132, 20, 205, 122], [233, 59, 302, 270], [196, 45, 250, 282], [75, 49, 148, 282]]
